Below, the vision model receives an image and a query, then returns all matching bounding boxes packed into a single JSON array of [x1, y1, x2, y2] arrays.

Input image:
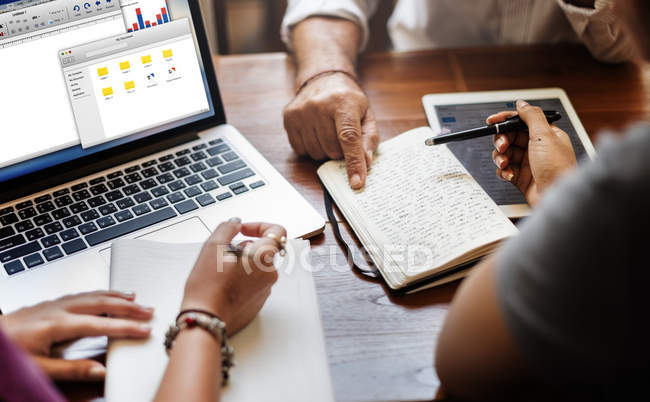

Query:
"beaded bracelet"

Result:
[[164, 309, 235, 386]]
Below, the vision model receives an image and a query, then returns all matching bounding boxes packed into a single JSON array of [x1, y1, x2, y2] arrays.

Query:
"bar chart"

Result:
[[121, 0, 170, 33]]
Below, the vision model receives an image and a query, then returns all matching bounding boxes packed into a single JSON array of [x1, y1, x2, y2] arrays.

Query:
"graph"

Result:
[[121, 0, 169, 32]]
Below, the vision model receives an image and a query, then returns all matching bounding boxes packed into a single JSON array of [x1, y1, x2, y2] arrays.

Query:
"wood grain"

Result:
[[62, 46, 650, 401]]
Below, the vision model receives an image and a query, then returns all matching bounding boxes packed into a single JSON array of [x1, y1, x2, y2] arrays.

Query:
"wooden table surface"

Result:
[[62, 45, 650, 401]]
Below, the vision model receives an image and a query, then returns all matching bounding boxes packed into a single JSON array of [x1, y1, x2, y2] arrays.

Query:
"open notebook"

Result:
[[105, 238, 334, 402], [318, 127, 518, 293]]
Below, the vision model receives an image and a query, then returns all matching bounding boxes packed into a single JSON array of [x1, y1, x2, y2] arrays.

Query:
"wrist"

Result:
[[180, 296, 230, 328], [296, 70, 361, 96], [296, 61, 357, 88]]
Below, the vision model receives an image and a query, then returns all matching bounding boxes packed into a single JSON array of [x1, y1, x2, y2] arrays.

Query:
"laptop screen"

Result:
[[0, 0, 217, 184]]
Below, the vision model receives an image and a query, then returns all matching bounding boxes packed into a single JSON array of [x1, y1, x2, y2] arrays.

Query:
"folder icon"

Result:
[[97, 67, 108, 77], [119, 61, 130, 70], [124, 81, 135, 90], [102, 87, 113, 96], [162, 49, 173, 58], [141, 54, 152, 64]]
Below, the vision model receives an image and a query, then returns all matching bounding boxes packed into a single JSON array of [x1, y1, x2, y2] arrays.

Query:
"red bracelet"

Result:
[[296, 69, 361, 95]]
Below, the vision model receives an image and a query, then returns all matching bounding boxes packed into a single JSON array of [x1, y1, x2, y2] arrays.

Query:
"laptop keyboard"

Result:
[[0, 138, 266, 276]]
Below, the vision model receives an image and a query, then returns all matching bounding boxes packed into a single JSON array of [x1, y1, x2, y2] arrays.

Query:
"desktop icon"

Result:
[[162, 49, 173, 58], [102, 87, 113, 96], [119, 61, 130, 71], [73, 4, 81, 12], [97, 67, 108, 77], [141, 54, 152, 64], [84, 2, 91, 9], [124, 81, 135, 90]]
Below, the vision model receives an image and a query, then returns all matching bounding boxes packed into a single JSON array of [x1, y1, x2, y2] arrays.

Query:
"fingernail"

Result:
[[89, 365, 106, 378], [228, 217, 241, 224], [486, 114, 496, 124], [350, 174, 362, 188], [507, 172, 515, 181], [140, 324, 152, 332], [144, 306, 154, 313], [366, 150, 373, 162], [517, 99, 529, 107], [493, 158, 501, 168], [494, 138, 504, 150], [123, 291, 135, 298]]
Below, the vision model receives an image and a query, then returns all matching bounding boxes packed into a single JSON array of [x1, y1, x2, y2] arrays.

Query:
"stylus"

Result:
[[424, 110, 561, 146]]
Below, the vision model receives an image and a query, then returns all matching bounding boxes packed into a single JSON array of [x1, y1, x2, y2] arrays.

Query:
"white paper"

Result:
[[105, 238, 333, 402]]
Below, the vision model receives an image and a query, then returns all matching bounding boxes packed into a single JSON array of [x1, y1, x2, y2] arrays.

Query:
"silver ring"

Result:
[[226, 243, 245, 257]]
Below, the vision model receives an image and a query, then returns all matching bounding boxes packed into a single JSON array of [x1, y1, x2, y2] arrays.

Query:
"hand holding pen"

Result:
[[427, 99, 578, 206], [488, 100, 577, 206]]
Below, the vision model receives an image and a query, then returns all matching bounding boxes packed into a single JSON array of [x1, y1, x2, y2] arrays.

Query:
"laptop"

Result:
[[0, 0, 325, 315]]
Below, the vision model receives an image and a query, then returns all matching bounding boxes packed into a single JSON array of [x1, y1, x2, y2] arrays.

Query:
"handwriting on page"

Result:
[[346, 139, 512, 275]]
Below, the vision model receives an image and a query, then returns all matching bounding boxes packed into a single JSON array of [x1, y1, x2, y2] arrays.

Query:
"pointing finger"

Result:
[[334, 109, 367, 189]]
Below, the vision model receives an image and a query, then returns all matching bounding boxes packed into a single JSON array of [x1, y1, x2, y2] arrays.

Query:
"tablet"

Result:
[[422, 88, 596, 217]]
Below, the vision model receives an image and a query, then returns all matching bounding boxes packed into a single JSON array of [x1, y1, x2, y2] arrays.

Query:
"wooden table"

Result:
[[62, 45, 650, 401]]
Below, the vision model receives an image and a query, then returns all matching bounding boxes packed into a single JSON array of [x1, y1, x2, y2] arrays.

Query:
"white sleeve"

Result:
[[281, 0, 380, 52], [556, 0, 636, 62]]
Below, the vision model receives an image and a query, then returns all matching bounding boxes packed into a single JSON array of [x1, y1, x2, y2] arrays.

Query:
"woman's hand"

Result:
[[488, 99, 577, 206], [181, 218, 285, 335], [0, 291, 153, 381]]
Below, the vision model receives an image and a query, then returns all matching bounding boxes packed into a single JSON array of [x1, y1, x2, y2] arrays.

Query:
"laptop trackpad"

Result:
[[98, 217, 211, 264], [135, 216, 211, 242]]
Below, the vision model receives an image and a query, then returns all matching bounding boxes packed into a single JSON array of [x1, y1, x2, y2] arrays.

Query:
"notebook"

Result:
[[318, 127, 519, 293], [105, 238, 334, 402]]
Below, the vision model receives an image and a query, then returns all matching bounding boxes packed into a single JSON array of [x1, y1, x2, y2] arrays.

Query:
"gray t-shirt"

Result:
[[497, 124, 650, 396]]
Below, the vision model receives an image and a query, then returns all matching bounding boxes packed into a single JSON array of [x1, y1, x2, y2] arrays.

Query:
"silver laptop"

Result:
[[0, 0, 325, 314]]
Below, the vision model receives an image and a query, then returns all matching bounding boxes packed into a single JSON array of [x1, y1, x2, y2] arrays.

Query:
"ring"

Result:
[[225, 243, 244, 257], [265, 233, 287, 255]]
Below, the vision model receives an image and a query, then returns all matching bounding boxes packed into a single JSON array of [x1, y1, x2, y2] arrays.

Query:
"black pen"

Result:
[[424, 110, 561, 146]]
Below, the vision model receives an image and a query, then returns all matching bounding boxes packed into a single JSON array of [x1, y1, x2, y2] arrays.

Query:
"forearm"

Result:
[[291, 17, 361, 87], [155, 328, 222, 402], [436, 257, 528, 400]]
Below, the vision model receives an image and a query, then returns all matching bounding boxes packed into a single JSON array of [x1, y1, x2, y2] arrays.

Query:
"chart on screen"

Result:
[[121, 0, 170, 32]]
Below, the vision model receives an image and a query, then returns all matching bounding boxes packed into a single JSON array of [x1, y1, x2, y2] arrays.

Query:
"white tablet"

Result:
[[422, 88, 596, 218]]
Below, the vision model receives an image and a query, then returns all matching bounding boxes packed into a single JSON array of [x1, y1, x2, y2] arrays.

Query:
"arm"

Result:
[[154, 220, 286, 402], [154, 329, 222, 402], [282, 4, 379, 189], [435, 257, 530, 400], [438, 112, 650, 400], [558, 0, 636, 62], [436, 100, 581, 398]]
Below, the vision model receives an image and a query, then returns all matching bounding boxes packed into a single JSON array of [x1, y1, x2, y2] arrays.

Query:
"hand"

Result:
[[488, 99, 577, 206], [181, 219, 284, 335], [0, 291, 153, 381], [283, 72, 379, 189]]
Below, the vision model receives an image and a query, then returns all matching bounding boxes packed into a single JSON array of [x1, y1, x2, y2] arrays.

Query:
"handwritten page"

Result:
[[318, 127, 518, 288]]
